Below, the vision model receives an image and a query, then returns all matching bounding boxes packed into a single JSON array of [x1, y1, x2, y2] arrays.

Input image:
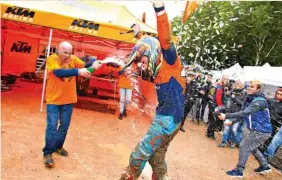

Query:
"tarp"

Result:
[[0, 1, 157, 44]]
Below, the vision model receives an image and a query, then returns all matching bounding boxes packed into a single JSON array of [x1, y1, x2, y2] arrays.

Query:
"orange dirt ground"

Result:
[[1, 81, 282, 180]]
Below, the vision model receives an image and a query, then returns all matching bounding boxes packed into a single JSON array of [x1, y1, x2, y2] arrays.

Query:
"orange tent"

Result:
[[1, 1, 157, 74], [1, 1, 158, 111]]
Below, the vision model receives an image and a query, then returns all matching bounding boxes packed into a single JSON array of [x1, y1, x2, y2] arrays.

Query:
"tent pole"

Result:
[[40, 28, 53, 112]]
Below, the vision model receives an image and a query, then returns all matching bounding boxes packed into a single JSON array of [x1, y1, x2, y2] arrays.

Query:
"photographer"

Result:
[[200, 73, 213, 122], [180, 71, 199, 132], [190, 72, 206, 124], [218, 80, 246, 148], [206, 75, 229, 139]]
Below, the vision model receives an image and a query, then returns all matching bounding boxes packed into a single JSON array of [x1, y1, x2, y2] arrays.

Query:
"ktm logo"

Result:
[[71, 19, 100, 30], [69, 19, 100, 35], [3, 6, 35, 22], [11, 41, 32, 53], [5, 7, 35, 18]]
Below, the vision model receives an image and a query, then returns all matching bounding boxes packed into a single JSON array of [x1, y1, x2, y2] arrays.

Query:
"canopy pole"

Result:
[[40, 28, 53, 112]]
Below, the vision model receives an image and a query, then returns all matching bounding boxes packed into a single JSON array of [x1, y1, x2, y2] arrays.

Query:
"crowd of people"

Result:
[[181, 66, 282, 178], [41, 0, 282, 179]]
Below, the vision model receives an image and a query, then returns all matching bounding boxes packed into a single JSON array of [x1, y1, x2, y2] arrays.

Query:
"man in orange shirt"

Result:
[[43, 41, 102, 167]]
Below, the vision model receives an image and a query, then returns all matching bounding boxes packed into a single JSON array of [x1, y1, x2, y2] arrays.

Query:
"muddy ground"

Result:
[[1, 81, 282, 180]]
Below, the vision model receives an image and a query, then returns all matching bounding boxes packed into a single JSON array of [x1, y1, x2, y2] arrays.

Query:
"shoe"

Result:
[[123, 109, 127, 117], [119, 113, 123, 120], [230, 142, 236, 148], [254, 166, 271, 174], [180, 126, 185, 132], [43, 154, 54, 167], [206, 134, 216, 139], [56, 148, 69, 157], [217, 143, 226, 147], [226, 169, 243, 178]]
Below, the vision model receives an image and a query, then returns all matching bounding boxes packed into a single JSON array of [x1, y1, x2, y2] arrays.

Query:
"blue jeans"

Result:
[[119, 88, 132, 113], [233, 121, 245, 144], [120, 115, 180, 179], [264, 127, 282, 157], [222, 125, 231, 144], [42, 104, 73, 155], [221, 120, 245, 144]]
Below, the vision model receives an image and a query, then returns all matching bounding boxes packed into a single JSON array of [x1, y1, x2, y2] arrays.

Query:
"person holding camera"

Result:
[[218, 80, 246, 148], [206, 75, 229, 139], [200, 74, 213, 122], [180, 71, 199, 132]]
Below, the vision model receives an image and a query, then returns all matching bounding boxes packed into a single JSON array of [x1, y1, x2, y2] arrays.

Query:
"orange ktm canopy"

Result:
[[1, 1, 157, 43]]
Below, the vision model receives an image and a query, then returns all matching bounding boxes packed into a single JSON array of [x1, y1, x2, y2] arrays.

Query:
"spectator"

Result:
[[218, 80, 272, 178], [206, 75, 229, 138], [180, 71, 198, 132], [218, 80, 246, 148], [264, 88, 282, 160], [200, 74, 213, 121]]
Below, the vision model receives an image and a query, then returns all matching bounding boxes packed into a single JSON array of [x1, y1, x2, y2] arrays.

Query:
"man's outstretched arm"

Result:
[[153, 1, 177, 65]]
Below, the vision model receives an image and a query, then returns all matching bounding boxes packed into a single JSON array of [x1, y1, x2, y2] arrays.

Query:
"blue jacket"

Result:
[[226, 92, 272, 133]]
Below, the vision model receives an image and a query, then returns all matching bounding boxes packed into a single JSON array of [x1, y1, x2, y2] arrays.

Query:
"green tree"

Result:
[[171, 1, 282, 69]]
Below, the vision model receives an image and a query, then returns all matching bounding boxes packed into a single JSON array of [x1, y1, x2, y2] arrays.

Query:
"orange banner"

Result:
[[2, 32, 39, 74], [182, 1, 198, 24]]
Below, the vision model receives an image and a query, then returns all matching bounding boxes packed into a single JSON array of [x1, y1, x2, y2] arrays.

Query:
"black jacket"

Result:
[[230, 88, 246, 113], [267, 98, 282, 129]]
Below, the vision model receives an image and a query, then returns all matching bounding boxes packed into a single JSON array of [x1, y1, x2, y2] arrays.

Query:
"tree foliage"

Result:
[[171, 1, 282, 70]]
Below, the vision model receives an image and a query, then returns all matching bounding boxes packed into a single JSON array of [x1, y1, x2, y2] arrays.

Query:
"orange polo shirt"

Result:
[[46, 54, 85, 105]]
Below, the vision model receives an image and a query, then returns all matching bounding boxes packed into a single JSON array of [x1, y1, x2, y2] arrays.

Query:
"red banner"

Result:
[[2, 32, 39, 74]]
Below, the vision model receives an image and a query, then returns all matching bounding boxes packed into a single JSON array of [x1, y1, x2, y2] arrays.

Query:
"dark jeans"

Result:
[[200, 100, 208, 120], [206, 102, 217, 137], [42, 104, 73, 155], [181, 99, 195, 127]]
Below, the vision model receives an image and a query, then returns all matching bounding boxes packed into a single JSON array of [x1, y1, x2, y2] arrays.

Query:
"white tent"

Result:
[[243, 66, 282, 87], [211, 63, 282, 98], [242, 66, 282, 98], [221, 63, 244, 81]]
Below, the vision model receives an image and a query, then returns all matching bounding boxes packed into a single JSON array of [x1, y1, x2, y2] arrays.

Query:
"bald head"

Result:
[[221, 74, 229, 85], [58, 41, 73, 62], [59, 41, 72, 50]]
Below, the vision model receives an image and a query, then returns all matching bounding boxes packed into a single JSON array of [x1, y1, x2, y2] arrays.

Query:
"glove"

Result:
[[118, 70, 124, 75], [151, 0, 165, 8]]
